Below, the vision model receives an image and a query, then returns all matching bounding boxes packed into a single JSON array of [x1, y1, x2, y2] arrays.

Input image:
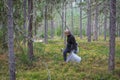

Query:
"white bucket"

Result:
[[66, 52, 81, 63]]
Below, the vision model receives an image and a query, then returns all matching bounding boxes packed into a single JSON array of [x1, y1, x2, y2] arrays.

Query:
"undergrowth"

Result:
[[0, 37, 120, 80]]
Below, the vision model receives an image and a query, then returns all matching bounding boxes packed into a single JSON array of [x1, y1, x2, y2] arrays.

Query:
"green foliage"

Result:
[[78, 1, 86, 7], [0, 30, 3, 45], [116, 42, 120, 58], [17, 71, 48, 80], [0, 26, 8, 50], [36, 15, 43, 23], [17, 53, 31, 65], [73, 28, 86, 36], [74, 28, 79, 35], [56, 26, 62, 36], [40, 33, 44, 38], [34, 42, 45, 56]]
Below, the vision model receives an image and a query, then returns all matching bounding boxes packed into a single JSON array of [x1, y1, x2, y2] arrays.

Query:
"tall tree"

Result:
[[116, 0, 120, 38], [28, 0, 34, 60], [23, 0, 27, 31], [116, 22, 119, 37], [51, 8, 54, 38], [23, 0, 27, 44], [71, 1, 74, 34], [87, 0, 91, 42], [79, 0, 82, 39], [33, 1, 37, 36], [61, 3, 64, 39], [118, 23, 120, 37], [64, 3, 67, 29], [44, 3, 48, 44], [93, 0, 98, 41], [7, 0, 16, 80], [64, 3, 67, 45], [108, 0, 116, 72], [104, 0, 108, 41]]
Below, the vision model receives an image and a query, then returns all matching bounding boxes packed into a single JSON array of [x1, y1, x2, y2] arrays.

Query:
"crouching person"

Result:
[[63, 29, 78, 61]]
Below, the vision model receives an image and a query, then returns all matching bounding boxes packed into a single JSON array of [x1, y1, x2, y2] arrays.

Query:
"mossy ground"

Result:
[[0, 37, 120, 80]]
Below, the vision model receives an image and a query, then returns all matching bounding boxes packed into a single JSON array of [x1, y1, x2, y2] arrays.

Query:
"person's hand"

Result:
[[72, 50, 77, 54]]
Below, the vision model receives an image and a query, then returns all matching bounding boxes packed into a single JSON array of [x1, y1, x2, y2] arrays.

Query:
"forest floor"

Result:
[[0, 37, 120, 80]]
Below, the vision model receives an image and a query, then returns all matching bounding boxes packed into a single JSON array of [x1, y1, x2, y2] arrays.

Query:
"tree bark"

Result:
[[64, 3, 67, 45], [51, 19, 54, 38], [51, 8, 54, 38], [80, 0, 82, 39], [7, 0, 16, 80], [28, 0, 34, 60], [116, 22, 118, 37], [34, 21, 37, 36], [87, 0, 91, 42], [104, 0, 107, 41], [61, 3, 64, 39], [23, 0, 27, 31], [64, 4, 66, 29], [118, 23, 120, 37], [44, 4, 48, 44], [104, 13, 107, 41], [33, 1, 37, 36], [108, 0, 116, 72], [23, 0, 27, 44], [93, 1, 98, 41], [71, 2, 74, 34]]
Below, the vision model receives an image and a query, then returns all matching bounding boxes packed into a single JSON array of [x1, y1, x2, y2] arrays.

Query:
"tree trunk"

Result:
[[64, 4, 66, 29], [28, 0, 34, 60], [23, 0, 27, 31], [108, 0, 116, 72], [51, 19, 54, 38], [116, 22, 118, 37], [104, 14, 107, 41], [61, 3, 64, 39], [104, 15, 107, 41], [91, 20, 94, 36], [93, 1, 98, 41], [34, 21, 37, 36], [87, 0, 91, 42], [71, 2, 74, 34], [104, 0, 108, 41], [23, 0, 27, 44], [64, 3, 67, 45], [33, 1, 37, 36], [80, 0, 82, 39], [51, 8, 54, 38], [118, 23, 120, 37], [98, 15, 103, 37], [44, 4, 48, 44], [7, 0, 16, 80]]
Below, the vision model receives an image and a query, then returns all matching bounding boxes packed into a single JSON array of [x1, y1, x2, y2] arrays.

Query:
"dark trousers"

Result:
[[63, 48, 71, 61]]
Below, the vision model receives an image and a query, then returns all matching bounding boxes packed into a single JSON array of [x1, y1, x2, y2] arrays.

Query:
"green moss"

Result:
[[0, 37, 120, 80]]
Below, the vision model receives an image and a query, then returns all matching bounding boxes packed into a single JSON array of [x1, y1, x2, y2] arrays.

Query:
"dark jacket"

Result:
[[67, 34, 77, 51]]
